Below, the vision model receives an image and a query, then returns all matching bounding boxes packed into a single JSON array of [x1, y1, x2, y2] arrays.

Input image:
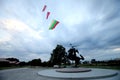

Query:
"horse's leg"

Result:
[[75, 57, 80, 67], [75, 60, 77, 67], [75, 59, 78, 67]]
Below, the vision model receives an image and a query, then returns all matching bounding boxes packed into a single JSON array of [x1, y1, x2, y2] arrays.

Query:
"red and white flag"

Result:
[[46, 12, 50, 19], [42, 5, 47, 12]]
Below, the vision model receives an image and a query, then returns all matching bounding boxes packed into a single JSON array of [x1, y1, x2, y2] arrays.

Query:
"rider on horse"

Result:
[[68, 46, 84, 67]]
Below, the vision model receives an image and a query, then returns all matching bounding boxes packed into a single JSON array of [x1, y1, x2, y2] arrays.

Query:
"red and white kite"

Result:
[[42, 5, 47, 12], [46, 12, 50, 19]]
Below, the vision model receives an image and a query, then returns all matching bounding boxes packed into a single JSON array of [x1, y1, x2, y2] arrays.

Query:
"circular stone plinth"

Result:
[[38, 68, 118, 79], [56, 68, 91, 73]]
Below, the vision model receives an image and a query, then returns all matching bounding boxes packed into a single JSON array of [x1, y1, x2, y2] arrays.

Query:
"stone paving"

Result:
[[0, 67, 60, 80], [0, 67, 120, 80]]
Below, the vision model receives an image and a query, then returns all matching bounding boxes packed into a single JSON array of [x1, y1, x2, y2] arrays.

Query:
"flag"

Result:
[[49, 20, 59, 30], [42, 5, 47, 12], [46, 12, 50, 19]]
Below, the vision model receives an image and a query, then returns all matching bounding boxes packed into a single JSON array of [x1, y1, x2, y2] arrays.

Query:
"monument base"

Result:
[[38, 68, 118, 79], [56, 67, 91, 73]]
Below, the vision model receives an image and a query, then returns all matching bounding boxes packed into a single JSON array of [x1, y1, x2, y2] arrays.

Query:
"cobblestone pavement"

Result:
[[0, 67, 63, 80], [0, 67, 120, 80]]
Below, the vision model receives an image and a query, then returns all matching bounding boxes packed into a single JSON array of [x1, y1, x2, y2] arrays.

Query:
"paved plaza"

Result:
[[0, 67, 120, 80]]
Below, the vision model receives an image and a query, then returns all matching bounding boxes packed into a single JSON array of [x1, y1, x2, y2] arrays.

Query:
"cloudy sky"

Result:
[[0, 0, 120, 62]]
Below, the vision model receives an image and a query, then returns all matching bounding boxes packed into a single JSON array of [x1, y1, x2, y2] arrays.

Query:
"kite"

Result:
[[49, 20, 59, 30], [46, 12, 50, 19], [42, 5, 47, 12]]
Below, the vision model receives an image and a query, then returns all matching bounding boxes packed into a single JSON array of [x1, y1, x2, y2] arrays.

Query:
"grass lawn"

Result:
[[0, 66, 28, 70], [79, 65, 120, 70], [0, 65, 120, 70]]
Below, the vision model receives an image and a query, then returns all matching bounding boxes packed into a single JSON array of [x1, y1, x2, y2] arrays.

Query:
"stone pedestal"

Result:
[[38, 68, 118, 80], [56, 68, 91, 73]]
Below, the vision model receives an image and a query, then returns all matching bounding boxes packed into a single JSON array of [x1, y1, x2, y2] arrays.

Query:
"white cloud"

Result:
[[113, 48, 120, 52], [0, 19, 45, 52]]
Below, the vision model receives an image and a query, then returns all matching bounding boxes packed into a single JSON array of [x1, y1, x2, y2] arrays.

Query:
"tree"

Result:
[[19, 61, 27, 66], [49, 44, 67, 67], [91, 59, 97, 66], [91, 59, 96, 64], [28, 58, 41, 66]]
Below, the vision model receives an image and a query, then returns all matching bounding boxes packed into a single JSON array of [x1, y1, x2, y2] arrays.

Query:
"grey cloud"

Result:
[[0, 0, 120, 61]]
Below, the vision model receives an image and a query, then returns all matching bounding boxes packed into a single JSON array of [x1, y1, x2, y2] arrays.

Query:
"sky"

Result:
[[0, 0, 120, 62]]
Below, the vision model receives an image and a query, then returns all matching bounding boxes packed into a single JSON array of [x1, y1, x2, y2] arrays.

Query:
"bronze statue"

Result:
[[50, 44, 84, 67], [68, 45, 84, 67]]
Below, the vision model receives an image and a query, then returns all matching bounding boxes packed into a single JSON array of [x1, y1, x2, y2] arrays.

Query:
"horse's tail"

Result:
[[80, 54, 84, 60]]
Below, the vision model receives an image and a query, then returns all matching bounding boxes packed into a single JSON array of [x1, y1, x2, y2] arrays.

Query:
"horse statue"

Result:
[[67, 46, 84, 67], [50, 44, 84, 67]]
